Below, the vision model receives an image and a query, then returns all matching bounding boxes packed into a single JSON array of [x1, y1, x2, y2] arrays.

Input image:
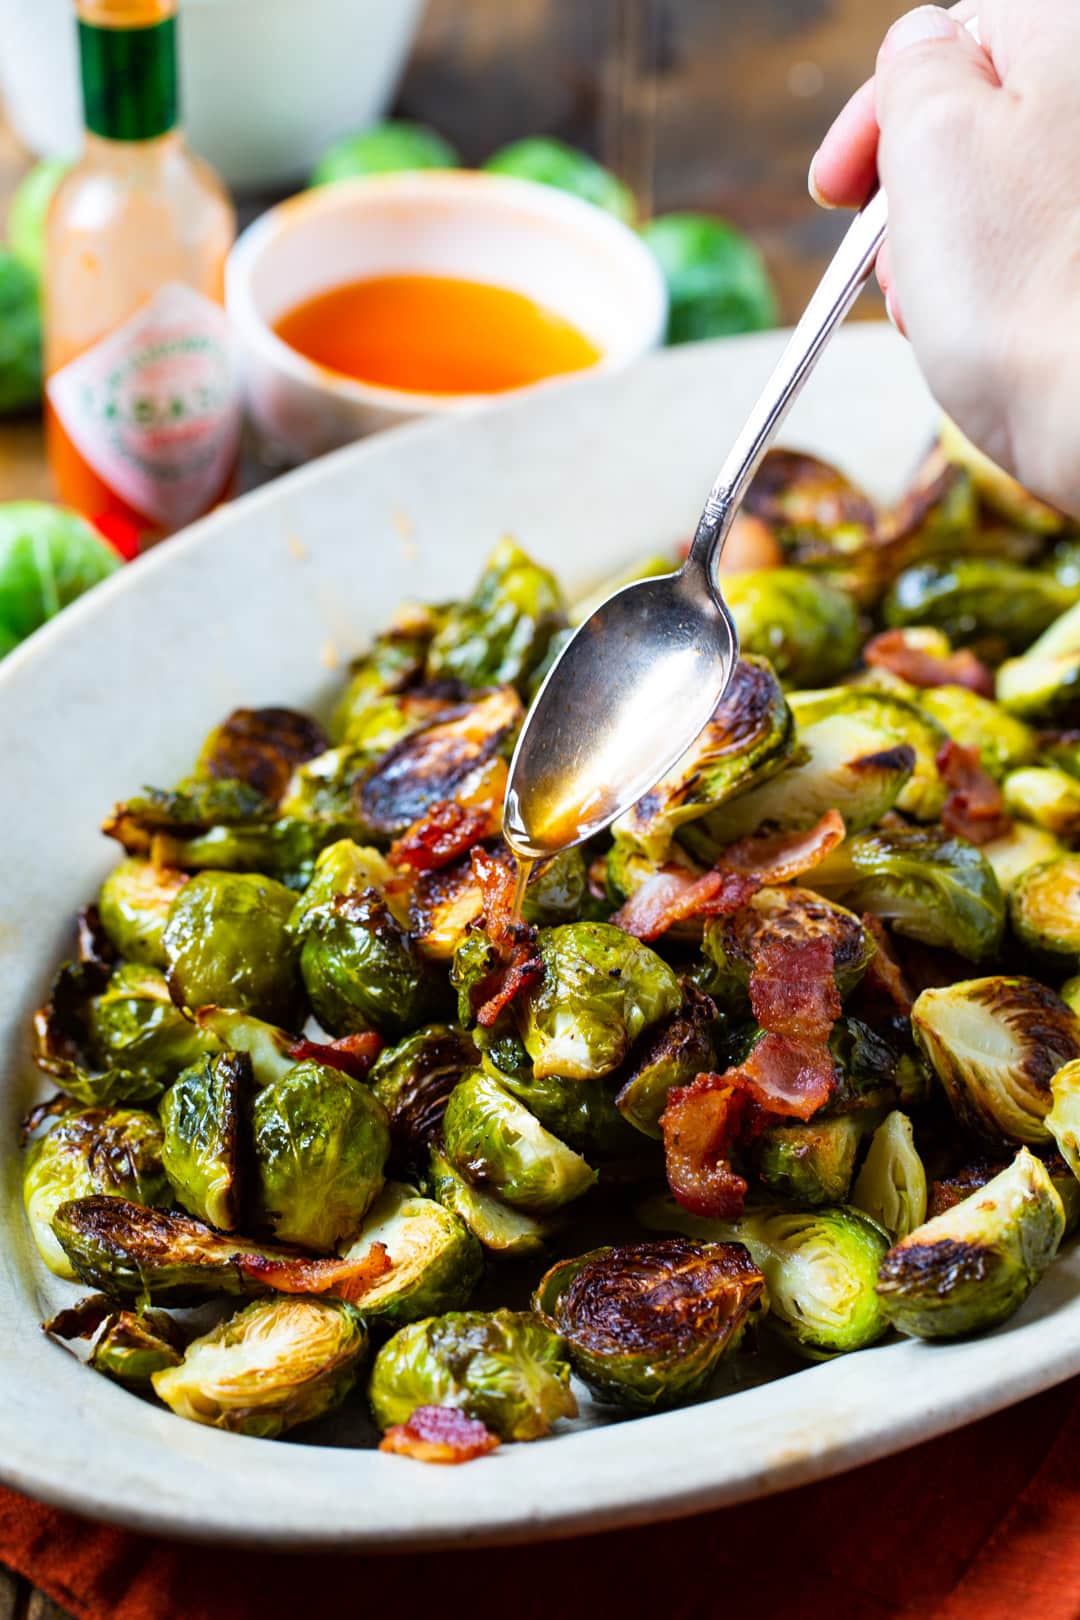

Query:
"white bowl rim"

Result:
[[226, 169, 669, 414]]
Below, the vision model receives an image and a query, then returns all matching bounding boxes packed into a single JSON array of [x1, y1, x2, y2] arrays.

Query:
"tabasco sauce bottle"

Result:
[[44, 0, 238, 550]]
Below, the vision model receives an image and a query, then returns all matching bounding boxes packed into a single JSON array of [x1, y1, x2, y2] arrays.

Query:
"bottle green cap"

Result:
[[78, 15, 178, 142]]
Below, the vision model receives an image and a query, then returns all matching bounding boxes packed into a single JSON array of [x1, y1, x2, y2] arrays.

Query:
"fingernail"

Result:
[[885, 289, 905, 336], [808, 152, 836, 210], [881, 6, 957, 57]]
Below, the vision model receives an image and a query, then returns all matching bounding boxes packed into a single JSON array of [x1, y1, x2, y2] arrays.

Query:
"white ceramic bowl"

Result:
[[0, 0, 425, 191], [4, 327, 1080, 1549], [226, 170, 669, 463]]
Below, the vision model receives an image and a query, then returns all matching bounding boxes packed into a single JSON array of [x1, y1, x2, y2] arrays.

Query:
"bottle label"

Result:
[[47, 283, 240, 531]]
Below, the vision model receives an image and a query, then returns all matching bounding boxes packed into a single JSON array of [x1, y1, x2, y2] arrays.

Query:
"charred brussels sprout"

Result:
[[97, 858, 188, 966], [520, 922, 680, 1081], [425, 540, 567, 693], [918, 686, 1036, 780], [45, 1296, 187, 1388], [613, 657, 794, 861], [195, 707, 328, 805], [743, 449, 876, 586], [410, 846, 588, 964], [877, 1149, 1064, 1339], [442, 1069, 596, 1214], [160, 1052, 251, 1231], [252, 1060, 390, 1250], [722, 569, 859, 688], [300, 890, 443, 1039], [368, 1309, 576, 1441], [787, 686, 947, 821], [330, 603, 443, 741], [884, 559, 1078, 658], [533, 1240, 765, 1410], [23, 1108, 169, 1278], [88, 963, 220, 1084], [153, 1297, 366, 1438], [371, 1024, 480, 1168], [338, 1182, 483, 1325], [162, 872, 300, 1023], [980, 822, 1064, 895], [50, 1197, 258, 1304], [807, 826, 1005, 962], [702, 886, 874, 1009], [614, 986, 717, 1138], [851, 1111, 927, 1242], [426, 1149, 555, 1257], [104, 775, 270, 857], [1010, 855, 1080, 966], [288, 839, 398, 939], [1003, 767, 1080, 839], [912, 977, 1080, 1145], [755, 1115, 865, 1207]]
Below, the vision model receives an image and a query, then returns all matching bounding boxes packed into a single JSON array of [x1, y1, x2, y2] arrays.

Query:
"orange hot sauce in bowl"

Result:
[[272, 273, 602, 396]]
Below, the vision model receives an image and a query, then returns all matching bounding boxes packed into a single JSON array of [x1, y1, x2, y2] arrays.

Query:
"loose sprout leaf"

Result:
[[850, 1110, 927, 1241]]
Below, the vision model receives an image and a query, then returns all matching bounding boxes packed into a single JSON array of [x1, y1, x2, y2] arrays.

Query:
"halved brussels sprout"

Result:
[[1046, 1059, 1080, 1180], [487, 1056, 638, 1160], [807, 826, 1005, 962], [612, 657, 794, 861], [875, 446, 979, 575], [425, 539, 567, 694], [371, 1025, 479, 1168], [755, 1114, 865, 1207], [252, 1059, 390, 1251], [300, 890, 443, 1039], [368, 1309, 576, 1441], [519, 922, 681, 1080], [103, 776, 271, 857], [192, 1006, 296, 1087], [338, 1181, 483, 1326], [877, 1149, 1064, 1338], [45, 1295, 187, 1388], [996, 600, 1080, 724], [150, 815, 334, 892], [97, 858, 188, 966], [850, 1110, 927, 1242], [744, 449, 876, 562], [721, 569, 860, 688], [51, 1196, 261, 1304], [980, 821, 1065, 895], [938, 414, 1068, 534], [884, 559, 1078, 658], [533, 1239, 765, 1410], [88, 962, 221, 1083], [614, 985, 717, 1138], [409, 845, 589, 963], [1009, 855, 1080, 966], [701, 886, 874, 1009], [330, 604, 443, 742], [789, 686, 947, 821], [918, 686, 1036, 780], [163, 871, 300, 1024], [912, 977, 1080, 1144], [160, 1052, 251, 1232], [442, 1069, 596, 1215], [196, 707, 328, 805], [153, 1296, 367, 1438], [427, 1148, 555, 1258], [1003, 767, 1080, 838], [23, 1108, 169, 1278], [288, 839, 398, 939]]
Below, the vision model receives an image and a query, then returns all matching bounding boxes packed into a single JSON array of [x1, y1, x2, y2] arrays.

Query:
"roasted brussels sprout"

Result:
[[533, 1239, 765, 1410], [721, 569, 859, 688], [153, 1297, 367, 1438], [789, 686, 947, 821], [807, 826, 1005, 961], [160, 1052, 251, 1232], [701, 886, 874, 1009], [104, 775, 271, 856], [300, 890, 443, 1039], [850, 1111, 927, 1242], [918, 686, 1036, 780], [23, 1108, 169, 1278], [371, 1025, 480, 1168], [755, 1115, 865, 1207], [1003, 767, 1080, 838], [368, 1309, 576, 1441], [743, 450, 876, 571], [96, 858, 188, 966], [162, 871, 300, 1023], [884, 560, 1078, 658], [427, 1149, 555, 1257], [45, 1295, 187, 1388], [912, 977, 1080, 1145], [192, 1005, 297, 1087], [288, 839, 398, 939], [614, 985, 717, 1138], [938, 414, 1068, 535], [877, 1149, 1064, 1339], [338, 1182, 483, 1325], [980, 821, 1065, 895], [519, 922, 681, 1080], [442, 1069, 596, 1214], [88, 963, 221, 1084], [1046, 1059, 1080, 1180], [425, 539, 567, 694], [195, 707, 328, 804], [409, 844, 588, 963], [1009, 855, 1080, 966], [252, 1060, 390, 1250], [613, 657, 794, 860], [329, 604, 444, 741]]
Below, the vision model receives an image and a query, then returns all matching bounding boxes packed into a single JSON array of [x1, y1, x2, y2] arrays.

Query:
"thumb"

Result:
[[875, 7, 997, 135]]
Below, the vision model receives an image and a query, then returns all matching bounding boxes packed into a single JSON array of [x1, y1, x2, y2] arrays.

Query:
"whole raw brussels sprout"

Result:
[[1009, 855, 1080, 966], [641, 213, 777, 343], [425, 540, 567, 694], [300, 890, 444, 1039], [0, 252, 42, 416], [850, 1110, 927, 1242], [533, 1239, 765, 1410], [88, 962, 220, 1085], [484, 136, 634, 223], [917, 686, 1036, 781], [0, 502, 119, 654], [426, 1148, 555, 1258], [442, 1069, 596, 1214], [311, 120, 459, 186], [370, 1024, 480, 1169], [519, 921, 681, 1080], [884, 559, 1078, 657], [701, 886, 875, 1009], [160, 1052, 251, 1231], [252, 1059, 390, 1250], [368, 1309, 577, 1441], [23, 1107, 169, 1277], [1003, 767, 1080, 839], [338, 1181, 483, 1326], [912, 977, 1080, 1145], [877, 1149, 1064, 1338], [96, 858, 188, 966], [721, 568, 859, 688], [153, 1296, 367, 1438], [162, 871, 300, 1023]]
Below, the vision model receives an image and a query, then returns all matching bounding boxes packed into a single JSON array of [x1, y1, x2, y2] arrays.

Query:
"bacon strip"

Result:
[[737, 1032, 837, 1121], [465, 846, 546, 1025], [659, 1074, 750, 1219], [287, 1031, 384, 1080], [749, 934, 840, 1044], [864, 629, 994, 697], [612, 866, 760, 942], [390, 801, 498, 872], [860, 913, 914, 1016], [936, 740, 1012, 845], [471, 846, 521, 951], [236, 1241, 391, 1304], [721, 810, 846, 885], [379, 1406, 500, 1465]]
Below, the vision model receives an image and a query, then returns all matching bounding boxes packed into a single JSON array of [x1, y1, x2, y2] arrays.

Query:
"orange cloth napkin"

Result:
[[3, 1377, 1080, 1620]]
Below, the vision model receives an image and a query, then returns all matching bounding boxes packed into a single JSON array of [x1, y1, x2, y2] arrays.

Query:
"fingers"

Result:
[[875, 6, 999, 130], [809, 78, 877, 209], [875, 243, 905, 336]]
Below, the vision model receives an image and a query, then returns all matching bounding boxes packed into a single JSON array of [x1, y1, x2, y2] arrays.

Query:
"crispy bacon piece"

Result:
[[287, 1031, 384, 1080], [468, 846, 544, 1026], [236, 1241, 391, 1304], [379, 1406, 500, 1465], [471, 846, 521, 949], [737, 1032, 836, 1121], [474, 952, 544, 1029], [749, 934, 840, 1045], [864, 629, 994, 697], [660, 1073, 751, 1219], [721, 810, 846, 885], [390, 801, 498, 873], [861, 913, 914, 1016], [611, 867, 760, 942], [936, 740, 1012, 845]]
